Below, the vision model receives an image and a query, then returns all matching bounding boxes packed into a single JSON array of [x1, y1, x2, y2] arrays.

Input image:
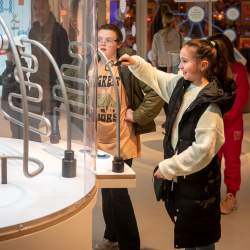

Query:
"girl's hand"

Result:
[[125, 108, 135, 123], [118, 54, 136, 66], [154, 169, 165, 179]]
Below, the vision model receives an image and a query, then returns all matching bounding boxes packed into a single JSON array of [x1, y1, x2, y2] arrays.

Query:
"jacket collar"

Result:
[[187, 77, 235, 114]]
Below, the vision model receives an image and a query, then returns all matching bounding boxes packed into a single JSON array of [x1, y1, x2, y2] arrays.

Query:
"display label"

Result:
[[188, 6, 205, 23], [226, 7, 240, 21], [223, 29, 237, 42]]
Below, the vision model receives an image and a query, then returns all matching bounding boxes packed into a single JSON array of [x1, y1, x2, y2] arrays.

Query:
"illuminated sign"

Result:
[[188, 6, 205, 23]]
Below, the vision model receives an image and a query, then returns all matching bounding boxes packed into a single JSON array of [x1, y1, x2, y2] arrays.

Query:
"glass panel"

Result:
[[0, 0, 97, 229]]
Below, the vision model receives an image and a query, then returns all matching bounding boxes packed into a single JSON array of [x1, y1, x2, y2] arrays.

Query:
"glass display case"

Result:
[[0, 1, 97, 249]]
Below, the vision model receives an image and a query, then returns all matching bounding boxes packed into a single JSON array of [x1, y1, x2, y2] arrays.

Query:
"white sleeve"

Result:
[[129, 55, 182, 103], [159, 104, 225, 180]]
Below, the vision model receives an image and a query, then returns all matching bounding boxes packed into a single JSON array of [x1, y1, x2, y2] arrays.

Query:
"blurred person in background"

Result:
[[151, 11, 183, 128], [240, 47, 250, 113], [0, 47, 27, 139], [208, 34, 249, 215], [151, 11, 182, 73], [28, 0, 71, 143]]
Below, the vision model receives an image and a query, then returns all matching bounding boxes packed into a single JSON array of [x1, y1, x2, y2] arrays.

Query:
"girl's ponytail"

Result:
[[207, 35, 236, 93], [184, 38, 234, 93]]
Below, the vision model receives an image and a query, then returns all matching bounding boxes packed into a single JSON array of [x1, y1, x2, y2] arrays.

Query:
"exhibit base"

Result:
[[0, 187, 97, 250], [0, 138, 97, 250], [0, 139, 136, 250]]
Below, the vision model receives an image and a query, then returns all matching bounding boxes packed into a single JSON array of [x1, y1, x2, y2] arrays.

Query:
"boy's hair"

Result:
[[98, 23, 123, 43]]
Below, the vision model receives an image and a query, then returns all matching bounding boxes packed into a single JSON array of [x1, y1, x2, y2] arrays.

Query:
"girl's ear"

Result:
[[200, 59, 209, 72]]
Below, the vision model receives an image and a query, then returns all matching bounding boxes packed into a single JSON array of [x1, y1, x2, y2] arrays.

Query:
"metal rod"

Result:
[[98, 49, 121, 158], [208, 0, 213, 36], [1, 157, 7, 184]]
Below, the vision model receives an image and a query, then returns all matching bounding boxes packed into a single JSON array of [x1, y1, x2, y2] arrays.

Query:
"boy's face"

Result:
[[98, 29, 121, 60]]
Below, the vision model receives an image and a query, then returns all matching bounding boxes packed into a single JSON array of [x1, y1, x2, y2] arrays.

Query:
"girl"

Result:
[[208, 34, 249, 215], [119, 39, 235, 250]]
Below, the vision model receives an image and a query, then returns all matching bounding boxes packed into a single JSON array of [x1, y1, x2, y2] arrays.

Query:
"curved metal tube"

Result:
[[53, 81, 87, 116], [58, 41, 94, 148], [0, 43, 52, 137], [4, 77, 52, 137], [97, 49, 121, 158], [21, 38, 72, 151], [61, 67, 86, 84], [0, 155, 44, 176], [0, 16, 43, 177]]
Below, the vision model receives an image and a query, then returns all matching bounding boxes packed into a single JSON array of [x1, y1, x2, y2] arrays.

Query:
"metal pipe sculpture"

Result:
[[7, 43, 52, 137], [54, 41, 93, 148], [21, 38, 72, 149], [0, 16, 44, 180], [97, 49, 124, 173], [0, 16, 76, 181], [20, 37, 76, 178], [54, 41, 87, 137]]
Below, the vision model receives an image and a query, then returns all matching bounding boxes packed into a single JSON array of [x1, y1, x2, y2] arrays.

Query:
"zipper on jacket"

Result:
[[171, 181, 174, 191]]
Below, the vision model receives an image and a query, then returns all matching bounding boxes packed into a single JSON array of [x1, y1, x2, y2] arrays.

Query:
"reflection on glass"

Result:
[[0, 0, 97, 221]]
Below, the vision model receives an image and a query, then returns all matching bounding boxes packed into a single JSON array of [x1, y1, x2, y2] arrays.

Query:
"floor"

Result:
[[93, 112, 250, 250]]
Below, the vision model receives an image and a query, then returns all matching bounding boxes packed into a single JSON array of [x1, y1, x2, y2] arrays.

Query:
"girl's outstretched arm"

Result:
[[118, 53, 136, 66], [118, 54, 181, 103]]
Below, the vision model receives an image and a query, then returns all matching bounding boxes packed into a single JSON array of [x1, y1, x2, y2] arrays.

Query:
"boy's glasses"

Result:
[[98, 37, 118, 45]]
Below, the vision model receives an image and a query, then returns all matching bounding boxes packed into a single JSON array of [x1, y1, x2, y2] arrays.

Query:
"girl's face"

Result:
[[179, 45, 205, 84], [98, 29, 121, 61]]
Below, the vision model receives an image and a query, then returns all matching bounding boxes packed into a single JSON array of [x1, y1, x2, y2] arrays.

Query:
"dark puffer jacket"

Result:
[[163, 77, 235, 248]]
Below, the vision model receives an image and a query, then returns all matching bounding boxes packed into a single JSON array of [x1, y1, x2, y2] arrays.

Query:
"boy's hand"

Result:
[[125, 108, 135, 123], [118, 54, 136, 66]]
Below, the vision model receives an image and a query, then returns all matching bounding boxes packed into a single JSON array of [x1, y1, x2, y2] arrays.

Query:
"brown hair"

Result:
[[184, 39, 227, 82], [208, 33, 235, 63], [98, 24, 123, 43]]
